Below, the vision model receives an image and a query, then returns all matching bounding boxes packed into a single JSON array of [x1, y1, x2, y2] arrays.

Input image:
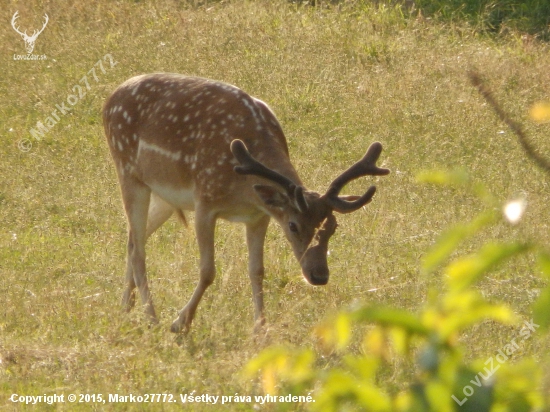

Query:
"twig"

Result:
[[469, 70, 550, 174]]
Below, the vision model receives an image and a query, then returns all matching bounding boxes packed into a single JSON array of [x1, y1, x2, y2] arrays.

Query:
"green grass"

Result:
[[1, 0, 549, 410]]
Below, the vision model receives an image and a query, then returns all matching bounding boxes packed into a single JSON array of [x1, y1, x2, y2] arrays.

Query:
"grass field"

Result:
[[1, 0, 549, 410]]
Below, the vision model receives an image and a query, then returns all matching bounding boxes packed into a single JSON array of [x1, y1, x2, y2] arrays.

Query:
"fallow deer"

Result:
[[103, 73, 389, 333]]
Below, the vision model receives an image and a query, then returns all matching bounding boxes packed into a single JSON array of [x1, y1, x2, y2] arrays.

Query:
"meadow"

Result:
[[1, 0, 549, 410]]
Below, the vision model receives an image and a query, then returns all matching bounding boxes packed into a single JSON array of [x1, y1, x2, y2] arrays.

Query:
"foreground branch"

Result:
[[469, 71, 550, 174]]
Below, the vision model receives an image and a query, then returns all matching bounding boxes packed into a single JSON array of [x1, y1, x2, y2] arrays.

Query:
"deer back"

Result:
[[103, 73, 300, 214]]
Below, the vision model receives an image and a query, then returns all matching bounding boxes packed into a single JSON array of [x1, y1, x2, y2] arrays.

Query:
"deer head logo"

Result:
[[11, 11, 49, 54]]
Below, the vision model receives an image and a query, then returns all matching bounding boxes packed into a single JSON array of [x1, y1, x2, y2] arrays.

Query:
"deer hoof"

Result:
[[170, 321, 182, 334], [170, 320, 190, 334], [253, 316, 266, 334], [170, 310, 191, 334]]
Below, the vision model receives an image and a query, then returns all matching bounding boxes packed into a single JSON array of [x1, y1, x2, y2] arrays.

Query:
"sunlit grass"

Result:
[[1, 0, 549, 409]]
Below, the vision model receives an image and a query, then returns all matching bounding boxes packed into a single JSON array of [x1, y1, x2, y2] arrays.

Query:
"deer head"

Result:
[[11, 11, 49, 54], [231, 139, 390, 285]]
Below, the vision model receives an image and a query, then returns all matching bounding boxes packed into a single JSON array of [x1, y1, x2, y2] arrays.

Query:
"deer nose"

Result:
[[300, 243, 330, 285], [307, 268, 329, 286]]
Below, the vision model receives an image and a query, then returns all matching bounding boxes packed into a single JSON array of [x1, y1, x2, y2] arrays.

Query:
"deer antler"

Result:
[[322, 142, 390, 213], [230, 139, 308, 212], [11, 11, 27, 37], [11, 12, 48, 39], [31, 13, 49, 39]]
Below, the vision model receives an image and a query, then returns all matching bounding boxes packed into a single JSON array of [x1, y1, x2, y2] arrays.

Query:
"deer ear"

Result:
[[253, 185, 290, 208]]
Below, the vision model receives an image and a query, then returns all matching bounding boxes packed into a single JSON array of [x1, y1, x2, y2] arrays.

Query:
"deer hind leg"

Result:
[[119, 178, 159, 323], [246, 215, 270, 332], [146, 193, 176, 238], [171, 205, 217, 334]]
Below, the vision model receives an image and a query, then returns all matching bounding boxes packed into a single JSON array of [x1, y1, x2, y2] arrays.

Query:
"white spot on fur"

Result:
[[139, 140, 182, 161]]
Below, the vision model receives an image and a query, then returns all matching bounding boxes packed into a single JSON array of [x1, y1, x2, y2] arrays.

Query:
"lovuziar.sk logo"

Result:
[[11, 11, 48, 61]]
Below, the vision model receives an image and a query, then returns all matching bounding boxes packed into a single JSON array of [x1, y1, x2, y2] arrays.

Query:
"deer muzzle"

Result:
[[300, 214, 337, 286], [301, 244, 330, 285]]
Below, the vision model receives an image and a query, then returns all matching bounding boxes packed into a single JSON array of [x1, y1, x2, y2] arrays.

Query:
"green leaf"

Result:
[[440, 301, 517, 339], [534, 252, 550, 330], [416, 169, 470, 186], [425, 380, 455, 412], [537, 251, 550, 279], [243, 345, 290, 377], [389, 326, 410, 355], [334, 312, 352, 350], [446, 242, 531, 291], [491, 360, 544, 411], [452, 366, 494, 412], [351, 306, 429, 336], [416, 169, 494, 204], [314, 370, 391, 412], [314, 312, 352, 350], [422, 211, 497, 273], [530, 101, 550, 123], [533, 286, 550, 331], [243, 345, 315, 393], [343, 355, 379, 381]]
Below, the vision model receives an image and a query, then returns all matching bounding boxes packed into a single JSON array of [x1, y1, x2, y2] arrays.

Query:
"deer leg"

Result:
[[120, 179, 158, 323], [122, 193, 174, 312], [122, 232, 137, 312], [246, 215, 270, 332], [145, 193, 175, 238], [171, 206, 216, 334]]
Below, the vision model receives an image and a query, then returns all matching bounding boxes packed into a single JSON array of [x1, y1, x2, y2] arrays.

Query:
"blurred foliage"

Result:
[[411, 0, 550, 40], [530, 102, 550, 124], [246, 135, 550, 410], [304, 0, 550, 40]]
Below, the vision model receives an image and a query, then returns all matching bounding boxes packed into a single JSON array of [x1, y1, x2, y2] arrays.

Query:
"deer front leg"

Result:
[[123, 193, 175, 314], [171, 206, 216, 334], [121, 233, 137, 312], [246, 215, 270, 332], [117, 177, 158, 323]]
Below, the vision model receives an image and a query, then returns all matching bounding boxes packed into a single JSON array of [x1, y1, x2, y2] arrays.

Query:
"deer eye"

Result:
[[288, 222, 298, 233]]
